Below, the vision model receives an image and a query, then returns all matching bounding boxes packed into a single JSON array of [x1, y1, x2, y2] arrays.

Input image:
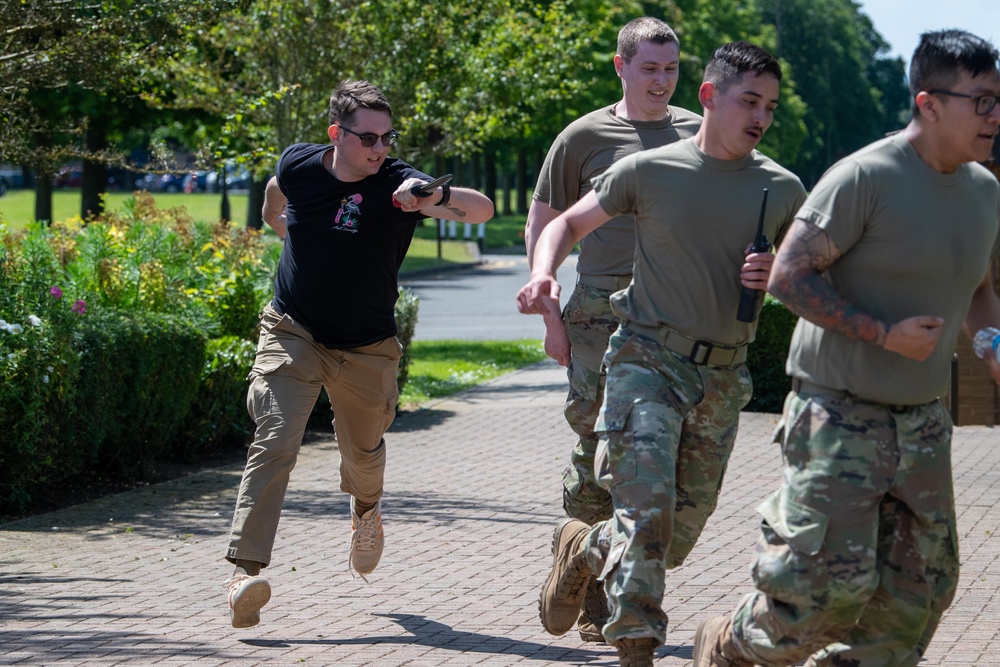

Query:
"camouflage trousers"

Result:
[[580, 327, 753, 644], [730, 390, 959, 667], [561, 282, 619, 525]]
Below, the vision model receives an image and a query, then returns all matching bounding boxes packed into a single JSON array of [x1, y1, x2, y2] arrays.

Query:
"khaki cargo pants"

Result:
[[226, 303, 401, 567]]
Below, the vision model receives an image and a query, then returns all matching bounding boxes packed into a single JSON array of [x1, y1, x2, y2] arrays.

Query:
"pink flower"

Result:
[[72, 300, 86, 314], [49, 285, 63, 299]]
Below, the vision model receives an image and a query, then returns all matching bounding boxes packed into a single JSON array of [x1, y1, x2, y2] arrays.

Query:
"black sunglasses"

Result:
[[339, 125, 399, 147], [928, 89, 1000, 116]]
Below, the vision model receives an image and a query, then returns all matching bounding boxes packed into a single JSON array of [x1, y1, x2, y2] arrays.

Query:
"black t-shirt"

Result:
[[272, 143, 429, 348]]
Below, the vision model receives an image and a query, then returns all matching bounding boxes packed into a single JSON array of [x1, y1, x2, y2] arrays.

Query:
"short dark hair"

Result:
[[329, 80, 392, 126], [909, 30, 1000, 116], [617, 17, 678, 63], [703, 41, 782, 93]]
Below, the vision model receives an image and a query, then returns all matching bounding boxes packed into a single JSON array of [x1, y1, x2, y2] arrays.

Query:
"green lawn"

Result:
[[1, 188, 528, 252], [0, 189, 248, 228], [399, 339, 547, 408]]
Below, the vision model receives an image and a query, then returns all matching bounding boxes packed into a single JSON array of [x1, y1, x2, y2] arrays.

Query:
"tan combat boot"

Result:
[[614, 637, 658, 667], [539, 518, 593, 635], [577, 575, 609, 642]]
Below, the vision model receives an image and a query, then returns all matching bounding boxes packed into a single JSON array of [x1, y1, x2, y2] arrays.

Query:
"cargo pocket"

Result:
[[247, 313, 294, 381], [594, 396, 638, 487], [751, 487, 830, 606]]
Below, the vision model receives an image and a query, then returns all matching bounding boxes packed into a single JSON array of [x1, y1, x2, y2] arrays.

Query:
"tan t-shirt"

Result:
[[593, 138, 807, 346], [534, 104, 702, 275], [788, 132, 1000, 405]]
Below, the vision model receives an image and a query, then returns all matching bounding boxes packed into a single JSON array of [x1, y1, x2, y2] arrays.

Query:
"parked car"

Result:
[[53, 167, 84, 188], [205, 163, 252, 192], [135, 172, 186, 193], [182, 170, 211, 193], [0, 165, 25, 196]]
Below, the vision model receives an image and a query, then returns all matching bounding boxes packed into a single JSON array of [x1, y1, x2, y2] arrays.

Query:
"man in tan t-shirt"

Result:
[[693, 29, 1000, 667], [524, 16, 701, 643], [518, 42, 806, 667]]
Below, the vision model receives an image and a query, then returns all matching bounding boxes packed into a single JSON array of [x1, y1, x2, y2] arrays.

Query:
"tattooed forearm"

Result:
[[770, 219, 888, 347], [777, 272, 888, 345], [445, 204, 468, 219]]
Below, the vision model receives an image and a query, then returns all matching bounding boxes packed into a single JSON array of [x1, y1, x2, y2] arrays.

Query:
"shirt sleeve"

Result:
[[535, 135, 582, 212], [591, 154, 639, 218], [795, 160, 870, 255]]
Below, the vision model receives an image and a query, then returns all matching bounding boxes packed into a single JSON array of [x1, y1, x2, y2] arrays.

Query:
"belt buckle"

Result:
[[689, 340, 714, 365]]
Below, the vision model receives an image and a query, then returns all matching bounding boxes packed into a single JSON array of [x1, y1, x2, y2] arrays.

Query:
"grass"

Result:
[[0, 188, 528, 256], [399, 339, 547, 408], [0, 189, 248, 228]]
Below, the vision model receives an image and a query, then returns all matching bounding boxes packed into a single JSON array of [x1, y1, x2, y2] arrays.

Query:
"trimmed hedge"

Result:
[[0, 306, 205, 511], [73, 310, 206, 478], [745, 295, 799, 413]]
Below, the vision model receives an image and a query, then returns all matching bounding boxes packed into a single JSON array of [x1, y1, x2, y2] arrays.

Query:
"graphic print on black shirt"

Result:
[[334, 193, 363, 232]]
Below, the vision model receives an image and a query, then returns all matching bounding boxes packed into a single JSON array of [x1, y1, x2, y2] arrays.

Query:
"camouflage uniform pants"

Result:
[[561, 282, 619, 524], [730, 391, 959, 667], [580, 328, 753, 644]]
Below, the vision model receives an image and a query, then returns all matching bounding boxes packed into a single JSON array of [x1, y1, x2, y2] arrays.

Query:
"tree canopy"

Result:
[[2, 0, 912, 220]]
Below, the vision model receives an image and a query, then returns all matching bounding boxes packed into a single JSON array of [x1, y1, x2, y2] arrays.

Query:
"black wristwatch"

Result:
[[435, 183, 451, 207]]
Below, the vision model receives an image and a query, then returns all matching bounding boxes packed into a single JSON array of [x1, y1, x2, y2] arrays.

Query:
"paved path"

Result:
[[401, 253, 577, 342], [2, 360, 999, 666]]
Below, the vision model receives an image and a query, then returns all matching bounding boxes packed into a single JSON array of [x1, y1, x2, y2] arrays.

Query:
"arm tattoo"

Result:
[[445, 204, 468, 218], [770, 220, 887, 347]]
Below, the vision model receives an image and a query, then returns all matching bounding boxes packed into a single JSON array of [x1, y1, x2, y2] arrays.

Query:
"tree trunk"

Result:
[[502, 170, 512, 217], [33, 132, 54, 224], [516, 147, 528, 215], [470, 152, 482, 190], [484, 146, 497, 209], [81, 114, 108, 219], [246, 175, 265, 229], [219, 166, 231, 223]]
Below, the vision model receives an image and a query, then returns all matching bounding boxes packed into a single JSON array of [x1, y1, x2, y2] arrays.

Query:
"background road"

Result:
[[401, 253, 579, 342]]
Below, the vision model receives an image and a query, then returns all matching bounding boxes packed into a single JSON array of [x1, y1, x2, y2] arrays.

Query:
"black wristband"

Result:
[[435, 183, 451, 207]]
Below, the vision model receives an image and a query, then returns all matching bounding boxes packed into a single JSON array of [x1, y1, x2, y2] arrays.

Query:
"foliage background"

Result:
[[1, 0, 910, 227]]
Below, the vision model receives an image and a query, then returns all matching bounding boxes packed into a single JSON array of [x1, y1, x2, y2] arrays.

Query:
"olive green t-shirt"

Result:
[[788, 132, 1000, 405], [593, 138, 807, 346], [534, 104, 702, 276]]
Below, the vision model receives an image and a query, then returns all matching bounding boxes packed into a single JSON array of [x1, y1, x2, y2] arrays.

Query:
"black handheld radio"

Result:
[[736, 188, 771, 323]]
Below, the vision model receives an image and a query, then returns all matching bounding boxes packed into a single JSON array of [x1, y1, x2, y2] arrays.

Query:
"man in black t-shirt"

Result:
[[222, 80, 493, 629]]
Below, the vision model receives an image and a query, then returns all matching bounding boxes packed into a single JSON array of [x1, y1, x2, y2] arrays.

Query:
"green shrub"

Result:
[[394, 287, 420, 396], [176, 335, 258, 461], [0, 228, 86, 510], [71, 309, 205, 479], [745, 295, 799, 413], [2, 199, 425, 514]]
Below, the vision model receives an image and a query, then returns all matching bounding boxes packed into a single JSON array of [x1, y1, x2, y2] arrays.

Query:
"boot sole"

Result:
[[538, 519, 590, 636]]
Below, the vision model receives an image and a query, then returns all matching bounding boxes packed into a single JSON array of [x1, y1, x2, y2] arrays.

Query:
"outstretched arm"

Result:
[[393, 179, 494, 223], [768, 218, 943, 361], [516, 190, 611, 318]]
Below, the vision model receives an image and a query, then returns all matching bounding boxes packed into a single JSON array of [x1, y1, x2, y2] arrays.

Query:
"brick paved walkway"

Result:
[[2, 360, 999, 665]]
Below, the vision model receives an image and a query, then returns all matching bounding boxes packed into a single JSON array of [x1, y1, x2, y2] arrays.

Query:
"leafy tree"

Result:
[[1, 0, 246, 221], [758, 0, 909, 185]]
